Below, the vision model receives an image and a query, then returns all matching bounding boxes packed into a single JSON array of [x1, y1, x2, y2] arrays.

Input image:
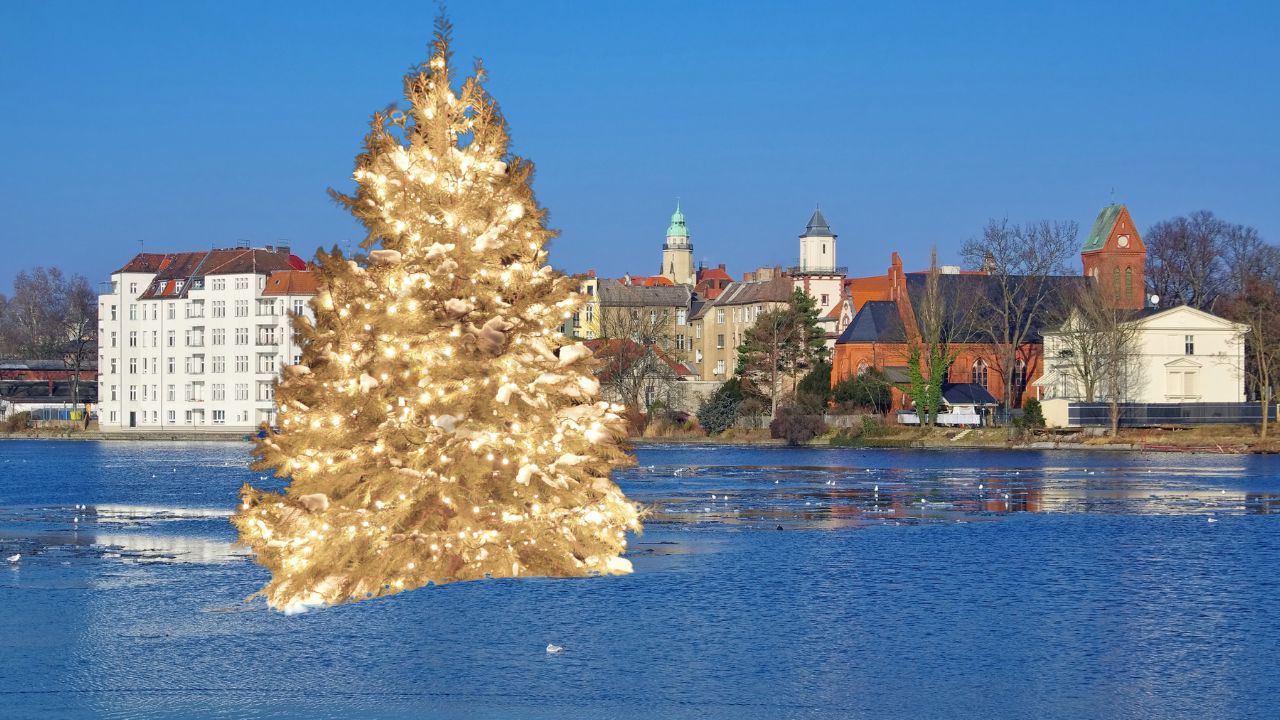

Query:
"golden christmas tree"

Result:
[[234, 19, 641, 613]]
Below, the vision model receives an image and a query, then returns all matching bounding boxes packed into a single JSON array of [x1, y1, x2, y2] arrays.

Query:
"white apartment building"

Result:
[[97, 246, 317, 432]]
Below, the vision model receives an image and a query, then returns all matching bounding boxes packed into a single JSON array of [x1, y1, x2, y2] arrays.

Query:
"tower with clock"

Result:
[[1080, 203, 1147, 310]]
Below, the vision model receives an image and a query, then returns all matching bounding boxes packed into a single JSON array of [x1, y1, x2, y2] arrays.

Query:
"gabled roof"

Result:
[[598, 279, 691, 308], [711, 276, 794, 306], [836, 301, 905, 343]]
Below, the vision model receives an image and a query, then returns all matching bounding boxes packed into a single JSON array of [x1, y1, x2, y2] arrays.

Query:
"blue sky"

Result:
[[2, 0, 1277, 291]]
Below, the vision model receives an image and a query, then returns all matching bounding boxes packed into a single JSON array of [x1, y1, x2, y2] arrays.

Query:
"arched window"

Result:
[[971, 358, 988, 388], [1125, 267, 1133, 297], [857, 361, 870, 376], [1112, 267, 1121, 298], [1013, 359, 1027, 400]]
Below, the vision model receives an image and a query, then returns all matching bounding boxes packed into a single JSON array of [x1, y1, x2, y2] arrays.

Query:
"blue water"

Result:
[[1, 440, 1278, 719]]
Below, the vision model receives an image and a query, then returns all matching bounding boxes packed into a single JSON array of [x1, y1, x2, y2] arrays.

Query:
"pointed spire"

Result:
[[666, 200, 688, 238], [801, 206, 834, 238]]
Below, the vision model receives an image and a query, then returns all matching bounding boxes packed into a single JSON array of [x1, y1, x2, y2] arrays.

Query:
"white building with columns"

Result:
[[96, 246, 317, 432]]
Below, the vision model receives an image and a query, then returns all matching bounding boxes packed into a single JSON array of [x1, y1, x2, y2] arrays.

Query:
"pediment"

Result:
[[1164, 357, 1202, 368]]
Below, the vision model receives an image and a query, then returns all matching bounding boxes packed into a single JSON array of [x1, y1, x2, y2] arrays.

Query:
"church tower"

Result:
[[798, 207, 836, 272], [661, 201, 695, 285], [1081, 203, 1146, 310]]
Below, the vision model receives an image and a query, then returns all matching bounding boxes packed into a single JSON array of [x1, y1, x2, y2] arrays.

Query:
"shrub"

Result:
[[833, 369, 893, 414], [796, 361, 833, 404], [2, 412, 33, 433], [698, 393, 738, 436], [770, 405, 827, 446], [1019, 398, 1046, 429]]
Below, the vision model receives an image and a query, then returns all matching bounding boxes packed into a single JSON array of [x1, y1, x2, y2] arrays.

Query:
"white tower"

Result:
[[798, 207, 836, 272]]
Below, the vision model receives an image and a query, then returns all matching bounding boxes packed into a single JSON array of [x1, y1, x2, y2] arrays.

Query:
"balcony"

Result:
[[788, 265, 848, 276], [256, 336, 280, 346]]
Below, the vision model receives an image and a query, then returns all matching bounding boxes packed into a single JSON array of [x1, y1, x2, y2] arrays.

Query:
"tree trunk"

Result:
[[1109, 397, 1120, 437], [1262, 385, 1271, 439]]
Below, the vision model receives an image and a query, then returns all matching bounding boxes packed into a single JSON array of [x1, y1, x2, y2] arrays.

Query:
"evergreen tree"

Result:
[[234, 20, 640, 612], [736, 289, 828, 416]]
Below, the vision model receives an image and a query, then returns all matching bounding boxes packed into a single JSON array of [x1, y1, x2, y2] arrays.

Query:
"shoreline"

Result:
[[3, 429, 1270, 454]]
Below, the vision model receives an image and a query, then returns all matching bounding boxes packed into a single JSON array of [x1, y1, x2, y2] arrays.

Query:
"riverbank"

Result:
[[5, 423, 1277, 454]]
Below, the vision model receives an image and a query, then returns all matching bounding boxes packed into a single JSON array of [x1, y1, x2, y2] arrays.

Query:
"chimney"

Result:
[[276, 245, 290, 256]]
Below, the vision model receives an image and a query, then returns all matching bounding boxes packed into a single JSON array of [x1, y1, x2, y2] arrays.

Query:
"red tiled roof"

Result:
[[120, 248, 300, 300], [262, 270, 319, 296], [583, 338, 695, 378]]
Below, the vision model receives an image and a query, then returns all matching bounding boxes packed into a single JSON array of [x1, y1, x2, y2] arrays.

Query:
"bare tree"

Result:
[[61, 276, 98, 412], [6, 267, 73, 358], [904, 249, 975, 425], [961, 219, 1077, 415], [596, 306, 683, 419], [1222, 277, 1280, 437], [1066, 284, 1145, 436], [1145, 210, 1272, 309]]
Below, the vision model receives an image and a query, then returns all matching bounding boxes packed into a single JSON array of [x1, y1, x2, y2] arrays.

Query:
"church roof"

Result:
[[1082, 204, 1123, 252], [836, 301, 905, 343], [801, 207, 834, 238]]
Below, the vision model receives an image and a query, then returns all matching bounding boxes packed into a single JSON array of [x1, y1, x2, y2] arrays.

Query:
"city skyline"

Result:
[[3, 1, 1278, 291]]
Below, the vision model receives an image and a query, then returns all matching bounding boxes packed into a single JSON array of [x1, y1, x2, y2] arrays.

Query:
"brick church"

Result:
[[830, 204, 1146, 413]]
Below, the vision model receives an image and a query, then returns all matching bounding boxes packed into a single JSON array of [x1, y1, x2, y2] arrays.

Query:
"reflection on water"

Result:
[[621, 463, 1280, 529], [1, 441, 1279, 720]]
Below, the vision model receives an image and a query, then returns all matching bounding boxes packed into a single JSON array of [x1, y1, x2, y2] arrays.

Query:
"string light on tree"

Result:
[[233, 17, 641, 613]]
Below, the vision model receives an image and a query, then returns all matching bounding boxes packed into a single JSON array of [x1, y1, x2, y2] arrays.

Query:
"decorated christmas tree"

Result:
[[233, 19, 641, 613]]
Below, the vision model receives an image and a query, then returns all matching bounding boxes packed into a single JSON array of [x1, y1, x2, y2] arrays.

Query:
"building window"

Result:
[[167, 330, 175, 347], [109, 411, 117, 423], [857, 362, 869, 376], [676, 308, 687, 325], [235, 383, 249, 401], [109, 331, 117, 348], [259, 354, 277, 374], [212, 410, 226, 425], [821, 294, 829, 306], [167, 357, 175, 373], [235, 300, 249, 317], [128, 358, 137, 374], [676, 335, 686, 351], [167, 385, 175, 401], [258, 382, 275, 401], [1013, 359, 1027, 400], [1112, 267, 1121, 298], [167, 410, 176, 423], [971, 358, 988, 388], [1185, 335, 1195, 355], [586, 305, 594, 323], [212, 328, 225, 345], [167, 303, 176, 320], [235, 328, 249, 345], [1125, 267, 1134, 298], [714, 360, 726, 376], [717, 334, 725, 350], [110, 305, 117, 320], [110, 358, 117, 374], [129, 282, 137, 295], [129, 385, 137, 401], [293, 299, 305, 315], [235, 356, 249, 373], [716, 308, 725, 324], [128, 331, 137, 347], [110, 385, 117, 401], [235, 277, 249, 290], [213, 301, 226, 318], [212, 384, 226, 401], [258, 327, 278, 345], [212, 356, 225, 373]]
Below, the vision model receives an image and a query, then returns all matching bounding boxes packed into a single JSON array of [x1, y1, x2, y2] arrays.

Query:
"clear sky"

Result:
[[2, 0, 1277, 292]]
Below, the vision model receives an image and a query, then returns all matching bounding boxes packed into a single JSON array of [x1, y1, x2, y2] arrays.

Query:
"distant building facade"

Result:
[[96, 246, 317, 432]]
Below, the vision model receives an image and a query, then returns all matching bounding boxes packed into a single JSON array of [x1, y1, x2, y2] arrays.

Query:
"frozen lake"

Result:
[[1, 440, 1278, 719]]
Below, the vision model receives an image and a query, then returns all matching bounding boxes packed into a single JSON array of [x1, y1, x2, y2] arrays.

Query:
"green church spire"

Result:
[[666, 200, 689, 238]]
